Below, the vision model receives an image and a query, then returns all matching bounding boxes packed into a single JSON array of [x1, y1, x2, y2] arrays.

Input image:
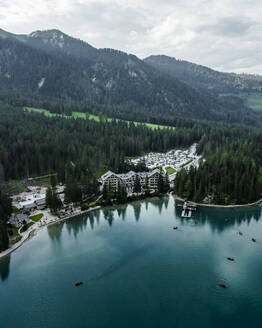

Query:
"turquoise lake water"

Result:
[[1, 196, 262, 327]]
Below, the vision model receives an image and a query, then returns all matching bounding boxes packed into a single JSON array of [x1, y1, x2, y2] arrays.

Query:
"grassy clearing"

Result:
[[246, 94, 262, 111], [30, 213, 44, 222], [27, 222, 35, 229], [32, 176, 51, 187], [12, 206, 22, 215], [24, 107, 174, 130], [219, 92, 262, 112], [166, 167, 176, 175], [20, 221, 35, 232]]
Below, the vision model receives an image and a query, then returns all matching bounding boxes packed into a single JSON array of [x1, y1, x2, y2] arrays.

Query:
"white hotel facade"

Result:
[[100, 169, 161, 193]]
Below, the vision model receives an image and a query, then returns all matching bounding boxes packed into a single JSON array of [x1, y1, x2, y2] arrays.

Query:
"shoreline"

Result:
[[2, 193, 262, 260], [0, 193, 164, 260], [0, 206, 101, 260], [173, 194, 262, 208]]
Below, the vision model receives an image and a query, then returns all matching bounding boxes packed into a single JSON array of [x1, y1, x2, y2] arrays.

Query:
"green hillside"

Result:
[[246, 94, 262, 111], [24, 107, 174, 130]]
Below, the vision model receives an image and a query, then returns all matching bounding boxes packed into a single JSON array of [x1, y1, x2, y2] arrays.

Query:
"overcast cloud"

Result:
[[1, 0, 262, 74]]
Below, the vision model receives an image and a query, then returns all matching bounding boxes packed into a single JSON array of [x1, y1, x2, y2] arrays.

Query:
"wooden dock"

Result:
[[181, 201, 197, 218]]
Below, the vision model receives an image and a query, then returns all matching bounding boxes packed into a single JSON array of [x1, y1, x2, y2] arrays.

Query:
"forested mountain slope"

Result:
[[0, 28, 260, 124], [144, 55, 262, 95]]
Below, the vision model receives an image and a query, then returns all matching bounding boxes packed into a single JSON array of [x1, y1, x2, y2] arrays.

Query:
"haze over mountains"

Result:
[[144, 55, 262, 95], [0, 28, 262, 125]]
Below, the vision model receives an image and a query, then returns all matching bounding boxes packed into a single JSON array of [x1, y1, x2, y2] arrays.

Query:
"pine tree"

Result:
[[102, 183, 108, 200], [163, 173, 170, 192], [52, 192, 62, 212], [116, 181, 122, 203], [134, 174, 141, 193], [51, 174, 57, 190], [157, 173, 164, 193], [46, 187, 53, 209], [0, 190, 12, 251], [145, 176, 149, 190]]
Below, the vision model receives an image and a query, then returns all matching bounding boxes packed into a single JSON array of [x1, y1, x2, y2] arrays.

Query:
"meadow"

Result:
[[24, 107, 174, 130]]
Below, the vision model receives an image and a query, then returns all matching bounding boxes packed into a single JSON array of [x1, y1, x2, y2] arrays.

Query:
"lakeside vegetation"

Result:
[[20, 221, 35, 233], [0, 190, 12, 251], [174, 132, 262, 205]]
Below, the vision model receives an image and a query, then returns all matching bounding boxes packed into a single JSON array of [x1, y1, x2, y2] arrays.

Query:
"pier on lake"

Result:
[[179, 201, 197, 218]]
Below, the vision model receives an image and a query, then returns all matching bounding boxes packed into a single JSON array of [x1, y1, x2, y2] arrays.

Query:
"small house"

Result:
[[8, 214, 30, 228]]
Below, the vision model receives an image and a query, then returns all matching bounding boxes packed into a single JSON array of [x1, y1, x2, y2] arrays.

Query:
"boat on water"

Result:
[[75, 281, 84, 287], [227, 257, 235, 261]]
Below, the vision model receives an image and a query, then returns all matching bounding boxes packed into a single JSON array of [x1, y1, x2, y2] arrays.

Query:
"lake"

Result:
[[1, 196, 262, 327]]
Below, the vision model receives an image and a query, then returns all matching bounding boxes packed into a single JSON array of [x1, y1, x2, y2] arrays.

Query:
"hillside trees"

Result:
[[174, 139, 262, 204], [46, 187, 62, 212], [0, 102, 201, 183], [0, 189, 12, 251], [134, 175, 142, 193]]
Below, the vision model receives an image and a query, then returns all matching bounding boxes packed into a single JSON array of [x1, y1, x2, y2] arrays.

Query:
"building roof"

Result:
[[118, 171, 136, 179], [148, 169, 161, 177], [100, 171, 115, 181], [23, 203, 36, 209], [35, 198, 46, 205], [15, 214, 29, 221], [100, 169, 161, 182]]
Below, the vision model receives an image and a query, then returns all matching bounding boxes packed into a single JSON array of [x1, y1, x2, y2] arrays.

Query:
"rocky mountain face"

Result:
[[0, 28, 260, 124]]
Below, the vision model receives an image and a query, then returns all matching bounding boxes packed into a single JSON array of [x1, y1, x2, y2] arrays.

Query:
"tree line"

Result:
[[1, 100, 262, 250], [175, 133, 262, 204]]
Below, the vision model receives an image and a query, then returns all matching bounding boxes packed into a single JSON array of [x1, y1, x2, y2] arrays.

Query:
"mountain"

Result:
[[0, 28, 260, 125], [144, 55, 262, 95]]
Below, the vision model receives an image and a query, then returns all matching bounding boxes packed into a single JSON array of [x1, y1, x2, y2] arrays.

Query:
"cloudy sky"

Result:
[[1, 0, 262, 74]]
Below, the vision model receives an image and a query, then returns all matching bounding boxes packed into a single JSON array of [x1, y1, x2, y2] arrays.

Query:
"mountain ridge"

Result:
[[0, 28, 261, 125], [144, 55, 262, 95]]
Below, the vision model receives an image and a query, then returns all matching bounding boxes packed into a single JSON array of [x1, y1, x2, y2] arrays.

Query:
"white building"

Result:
[[100, 169, 161, 193]]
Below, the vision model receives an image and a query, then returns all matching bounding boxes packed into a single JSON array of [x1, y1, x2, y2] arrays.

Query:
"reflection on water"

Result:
[[94, 210, 100, 224], [174, 202, 262, 233], [2, 197, 262, 288], [46, 197, 262, 241], [45, 197, 170, 243], [47, 222, 64, 242], [0, 255, 10, 281], [163, 196, 169, 209], [88, 212, 95, 230], [117, 204, 127, 221], [103, 208, 115, 226], [132, 202, 142, 222], [1, 196, 262, 328]]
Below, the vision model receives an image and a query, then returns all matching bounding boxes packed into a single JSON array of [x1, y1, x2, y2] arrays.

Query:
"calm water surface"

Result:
[[1, 196, 262, 327]]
